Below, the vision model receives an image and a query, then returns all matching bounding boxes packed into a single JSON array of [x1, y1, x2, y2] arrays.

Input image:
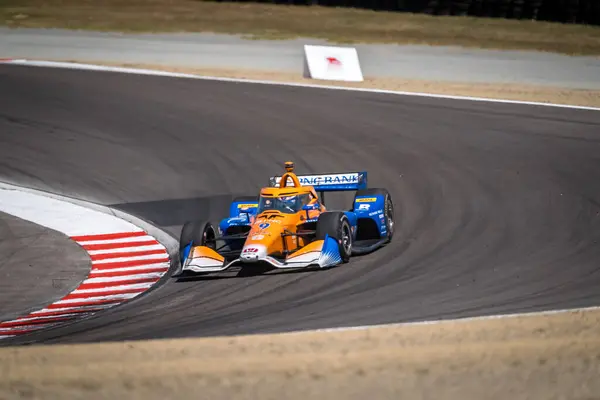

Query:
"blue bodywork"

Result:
[[180, 241, 193, 265], [219, 199, 259, 236], [351, 194, 389, 239], [319, 234, 343, 267]]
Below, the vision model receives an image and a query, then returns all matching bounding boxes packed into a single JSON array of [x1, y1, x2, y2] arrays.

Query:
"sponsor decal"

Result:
[[256, 218, 281, 224], [358, 204, 370, 211], [243, 247, 259, 253], [258, 222, 270, 230], [369, 211, 381, 217], [237, 203, 258, 209], [356, 197, 376, 203], [379, 213, 385, 219], [263, 214, 281, 220], [276, 173, 360, 187], [251, 234, 264, 240]]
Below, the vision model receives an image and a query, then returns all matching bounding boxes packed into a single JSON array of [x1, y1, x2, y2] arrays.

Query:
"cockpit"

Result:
[[257, 194, 312, 214]]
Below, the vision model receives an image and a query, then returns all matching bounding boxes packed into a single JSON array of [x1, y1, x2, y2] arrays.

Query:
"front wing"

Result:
[[179, 235, 342, 274]]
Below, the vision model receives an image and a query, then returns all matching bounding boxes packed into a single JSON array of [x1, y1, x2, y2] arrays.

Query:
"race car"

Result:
[[174, 161, 394, 276]]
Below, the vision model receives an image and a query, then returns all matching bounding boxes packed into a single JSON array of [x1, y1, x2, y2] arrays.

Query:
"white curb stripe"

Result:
[[12, 314, 86, 323], [0, 186, 139, 235], [82, 272, 166, 284], [0, 323, 64, 333], [54, 293, 141, 305], [91, 253, 169, 264], [88, 264, 170, 275], [87, 244, 166, 255], [76, 236, 158, 246], [30, 305, 115, 315], [72, 282, 156, 294]]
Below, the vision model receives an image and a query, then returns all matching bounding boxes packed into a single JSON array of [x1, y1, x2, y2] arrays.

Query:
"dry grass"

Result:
[[55, 61, 600, 108], [2, 0, 600, 55], [2, 308, 600, 399]]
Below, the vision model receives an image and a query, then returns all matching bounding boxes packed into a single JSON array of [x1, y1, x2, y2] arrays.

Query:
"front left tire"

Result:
[[315, 211, 352, 263], [179, 220, 217, 254]]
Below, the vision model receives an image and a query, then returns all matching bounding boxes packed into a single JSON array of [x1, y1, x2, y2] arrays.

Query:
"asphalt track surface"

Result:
[[0, 211, 89, 322], [1, 64, 600, 345]]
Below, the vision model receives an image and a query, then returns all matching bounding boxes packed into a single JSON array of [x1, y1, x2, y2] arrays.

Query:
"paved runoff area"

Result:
[[1, 27, 600, 89]]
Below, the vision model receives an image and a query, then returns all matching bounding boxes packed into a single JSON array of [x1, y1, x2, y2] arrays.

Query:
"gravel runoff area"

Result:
[[1, 308, 599, 399]]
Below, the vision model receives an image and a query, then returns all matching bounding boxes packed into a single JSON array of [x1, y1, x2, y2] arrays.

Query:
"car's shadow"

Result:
[[172, 264, 335, 282]]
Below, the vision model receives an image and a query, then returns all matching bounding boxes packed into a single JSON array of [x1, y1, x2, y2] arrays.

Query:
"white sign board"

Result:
[[303, 45, 364, 82]]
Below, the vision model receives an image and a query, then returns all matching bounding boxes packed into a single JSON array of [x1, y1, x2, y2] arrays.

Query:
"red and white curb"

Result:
[[0, 184, 173, 339]]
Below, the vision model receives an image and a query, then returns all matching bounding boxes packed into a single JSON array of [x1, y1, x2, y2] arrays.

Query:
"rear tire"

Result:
[[354, 188, 394, 242], [316, 211, 352, 262]]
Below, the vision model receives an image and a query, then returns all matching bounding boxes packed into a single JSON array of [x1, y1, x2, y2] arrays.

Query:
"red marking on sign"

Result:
[[326, 57, 342, 66]]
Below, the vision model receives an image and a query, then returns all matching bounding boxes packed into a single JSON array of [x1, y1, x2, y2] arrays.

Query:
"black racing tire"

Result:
[[316, 211, 352, 263], [354, 188, 394, 242], [179, 220, 217, 252]]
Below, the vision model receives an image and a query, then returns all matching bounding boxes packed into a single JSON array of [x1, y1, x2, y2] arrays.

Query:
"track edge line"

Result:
[[1, 59, 599, 111]]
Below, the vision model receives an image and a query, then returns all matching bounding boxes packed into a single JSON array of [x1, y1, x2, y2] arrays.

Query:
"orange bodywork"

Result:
[[187, 166, 329, 268], [241, 170, 326, 256]]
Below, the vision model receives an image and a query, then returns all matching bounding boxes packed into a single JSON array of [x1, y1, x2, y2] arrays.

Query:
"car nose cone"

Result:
[[240, 244, 267, 262]]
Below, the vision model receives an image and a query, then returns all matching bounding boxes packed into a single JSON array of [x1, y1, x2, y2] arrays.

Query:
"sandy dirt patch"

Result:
[[2, 308, 600, 399]]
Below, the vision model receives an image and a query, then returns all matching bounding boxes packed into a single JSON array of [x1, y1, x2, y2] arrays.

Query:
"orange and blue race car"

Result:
[[174, 162, 394, 276]]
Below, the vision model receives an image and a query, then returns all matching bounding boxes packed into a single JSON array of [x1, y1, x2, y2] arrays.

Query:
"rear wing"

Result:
[[268, 171, 367, 192]]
